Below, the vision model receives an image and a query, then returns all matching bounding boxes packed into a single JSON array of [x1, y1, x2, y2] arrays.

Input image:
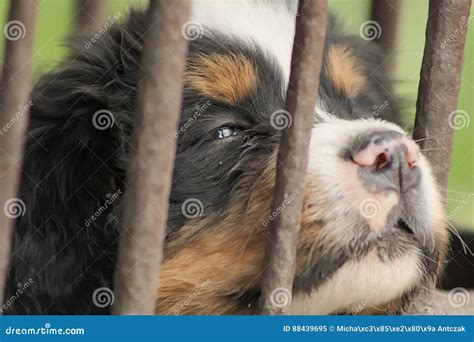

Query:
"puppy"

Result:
[[5, 1, 449, 314]]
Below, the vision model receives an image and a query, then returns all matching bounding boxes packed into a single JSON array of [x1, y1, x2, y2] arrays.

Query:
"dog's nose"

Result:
[[349, 131, 421, 193]]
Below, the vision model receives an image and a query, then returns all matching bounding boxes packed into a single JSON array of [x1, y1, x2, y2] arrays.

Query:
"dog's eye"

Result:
[[216, 127, 241, 140]]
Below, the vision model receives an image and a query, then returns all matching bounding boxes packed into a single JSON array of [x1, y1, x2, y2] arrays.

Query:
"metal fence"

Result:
[[0, 0, 471, 315]]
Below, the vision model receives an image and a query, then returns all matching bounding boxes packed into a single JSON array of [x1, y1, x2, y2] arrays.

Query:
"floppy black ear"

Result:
[[1, 9, 151, 314], [2, 10, 146, 314], [4, 61, 127, 314]]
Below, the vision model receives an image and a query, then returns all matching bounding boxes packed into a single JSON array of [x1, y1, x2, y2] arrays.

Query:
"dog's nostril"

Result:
[[350, 131, 417, 171], [373, 151, 390, 170], [351, 142, 393, 169], [349, 131, 422, 192], [352, 148, 392, 169]]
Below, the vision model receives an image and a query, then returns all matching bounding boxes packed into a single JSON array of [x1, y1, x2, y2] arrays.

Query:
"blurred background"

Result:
[[0, 0, 472, 231]]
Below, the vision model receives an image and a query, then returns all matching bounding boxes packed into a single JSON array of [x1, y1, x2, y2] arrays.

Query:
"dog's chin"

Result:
[[288, 245, 423, 315], [289, 211, 429, 315]]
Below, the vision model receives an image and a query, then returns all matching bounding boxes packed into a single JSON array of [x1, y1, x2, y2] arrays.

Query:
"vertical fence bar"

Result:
[[413, 0, 471, 193], [370, 0, 401, 54], [75, 0, 107, 35], [406, 0, 472, 314], [112, 0, 190, 315], [0, 0, 37, 311], [260, 0, 328, 315]]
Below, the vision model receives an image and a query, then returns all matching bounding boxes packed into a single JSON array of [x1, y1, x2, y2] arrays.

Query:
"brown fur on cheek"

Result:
[[155, 162, 276, 315], [154, 155, 336, 315]]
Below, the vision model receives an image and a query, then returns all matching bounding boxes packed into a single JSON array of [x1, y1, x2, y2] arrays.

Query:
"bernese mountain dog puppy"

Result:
[[4, 1, 454, 314]]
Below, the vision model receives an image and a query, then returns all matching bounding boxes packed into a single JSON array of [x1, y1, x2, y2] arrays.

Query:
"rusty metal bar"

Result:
[[405, 0, 472, 314], [370, 0, 401, 54], [112, 0, 190, 315], [75, 0, 107, 35], [260, 0, 328, 315], [0, 0, 38, 311], [413, 0, 471, 192]]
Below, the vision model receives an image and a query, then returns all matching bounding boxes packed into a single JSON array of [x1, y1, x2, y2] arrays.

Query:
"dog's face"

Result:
[[155, 10, 448, 314]]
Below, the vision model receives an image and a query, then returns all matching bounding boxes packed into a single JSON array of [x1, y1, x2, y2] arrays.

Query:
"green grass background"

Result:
[[1, 0, 472, 229]]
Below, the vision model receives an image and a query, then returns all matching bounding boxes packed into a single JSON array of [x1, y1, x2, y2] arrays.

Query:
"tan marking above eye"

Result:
[[185, 53, 258, 105], [327, 44, 366, 98]]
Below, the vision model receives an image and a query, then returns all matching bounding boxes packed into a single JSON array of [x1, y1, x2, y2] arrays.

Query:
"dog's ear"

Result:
[[4, 12, 145, 314], [5, 62, 125, 314]]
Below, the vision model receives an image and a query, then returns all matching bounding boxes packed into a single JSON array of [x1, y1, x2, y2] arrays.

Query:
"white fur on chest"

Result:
[[289, 250, 422, 314]]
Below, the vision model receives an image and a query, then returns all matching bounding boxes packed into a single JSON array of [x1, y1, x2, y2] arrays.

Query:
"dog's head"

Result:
[[18, 1, 448, 315], [150, 2, 449, 314]]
